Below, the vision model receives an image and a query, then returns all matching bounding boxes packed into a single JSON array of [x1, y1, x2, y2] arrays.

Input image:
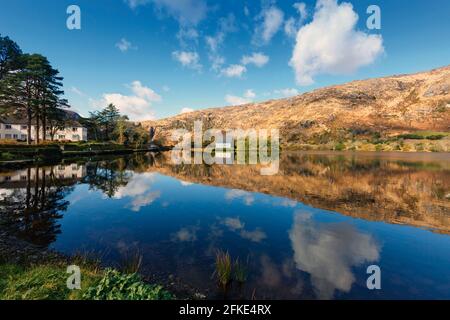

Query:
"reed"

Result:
[[214, 250, 232, 289]]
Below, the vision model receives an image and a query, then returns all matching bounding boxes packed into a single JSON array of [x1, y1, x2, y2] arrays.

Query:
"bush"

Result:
[[334, 142, 345, 151], [82, 269, 173, 300]]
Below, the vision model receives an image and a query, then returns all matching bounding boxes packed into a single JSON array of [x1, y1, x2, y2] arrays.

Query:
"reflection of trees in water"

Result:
[[83, 158, 132, 198], [82, 153, 160, 197], [0, 153, 161, 248], [0, 166, 73, 247]]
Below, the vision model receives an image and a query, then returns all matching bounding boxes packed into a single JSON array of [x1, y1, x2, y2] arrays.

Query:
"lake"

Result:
[[1, 151, 449, 299]]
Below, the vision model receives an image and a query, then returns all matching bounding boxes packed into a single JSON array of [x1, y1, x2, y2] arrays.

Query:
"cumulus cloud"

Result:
[[289, 211, 380, 299], [180, 107, 194, 114], [290, 0, 384, 85], [205, 14, 238, 72], [241, 52, 270, 68], [224, 89, 256, 106], [172, 51, 202, 70], [221, 64, 247, 78], [115, 38, 135, 52], [152, 0, 208, 26], [124, 0, 150, 10], [254, 5, 284, 45], [94, 81, 161, 121], [284, 2, 308, 38]]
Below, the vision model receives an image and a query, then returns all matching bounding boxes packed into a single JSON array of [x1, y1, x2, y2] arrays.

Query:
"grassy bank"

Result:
[[0, 260, 173, 300]]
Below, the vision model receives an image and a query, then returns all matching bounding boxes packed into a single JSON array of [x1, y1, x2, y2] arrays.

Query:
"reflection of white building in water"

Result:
[[0, 164, 86, 184]]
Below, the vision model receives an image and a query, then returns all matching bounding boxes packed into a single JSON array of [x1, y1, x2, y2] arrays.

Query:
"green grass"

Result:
[[213, 250, 232, 289], [233, 258, 249, 284], [0, 263, 172, 300]]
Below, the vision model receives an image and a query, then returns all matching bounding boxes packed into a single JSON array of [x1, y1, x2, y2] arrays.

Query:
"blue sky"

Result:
[[1, 0, 449, 120]]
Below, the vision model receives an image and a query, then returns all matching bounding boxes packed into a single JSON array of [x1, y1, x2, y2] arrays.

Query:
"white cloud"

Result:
[[225, 95, 251, 106], [221, 64, 247, 78], [129, 80, 161, 101], [244, 89, 256, 99], [254, 5, 284, 45], [180, 107, 194, 114], [162, 85, 170, 92], [152, 0, 208, 26], [274, 88, 299, 97], [285, 3, 308, 38], [172, 50, 202, 70], [225, 89, 256, 106], [241, 52, 269, 68], [94, 81, 162, 121], [289, 211, 380, 299], [124, 0, 150, 10], [115, 38, 135, 52], [290, 0, 384, 85]]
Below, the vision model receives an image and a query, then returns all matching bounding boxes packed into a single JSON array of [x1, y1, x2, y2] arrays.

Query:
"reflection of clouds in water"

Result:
[[128, 191, 161, 212], [180, 180, 194, 186], [240, 229, 267, 242], [223, 217, 245, 231], [225, 189, 255, 205], [221, 217, 267, 243], [113, 173, 161, 212], [172, 225, 200, 242], [289, 211, 380, 299], [279, 198, 298, 208]]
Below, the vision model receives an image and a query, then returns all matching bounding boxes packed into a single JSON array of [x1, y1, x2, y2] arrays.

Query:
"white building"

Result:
[[0, 110, 87, 142]]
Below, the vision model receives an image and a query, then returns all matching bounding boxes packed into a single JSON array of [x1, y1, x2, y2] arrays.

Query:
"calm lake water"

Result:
[[1, 151, 449, 299]]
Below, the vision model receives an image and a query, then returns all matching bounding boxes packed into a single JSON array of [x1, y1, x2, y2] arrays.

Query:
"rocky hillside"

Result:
[[142, 66, 450, 149]]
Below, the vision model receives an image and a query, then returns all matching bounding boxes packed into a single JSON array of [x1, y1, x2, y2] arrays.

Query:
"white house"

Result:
[[0, 110, 87, 142]]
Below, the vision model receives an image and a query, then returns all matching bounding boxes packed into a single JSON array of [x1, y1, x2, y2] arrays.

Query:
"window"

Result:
[[72, 127, 77, 132], [72, 164, 78, 170], [4, 176, 11, 181], [21, 125, 27, 130], [5, 134, 12, 139], [12, 134, 18, 139], [58, 135, 65, 140], [72, 134, 80, 140], [21, 134, 27, 140], [5, 125, 12, 129], [20, 175, 27, 181], [58, 165, 65, 170]]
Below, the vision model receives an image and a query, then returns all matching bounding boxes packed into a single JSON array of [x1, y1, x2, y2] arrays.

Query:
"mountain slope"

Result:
[[142, 66, 450, 149]]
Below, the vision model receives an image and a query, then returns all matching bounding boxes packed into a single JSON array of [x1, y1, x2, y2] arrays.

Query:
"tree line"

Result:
[[0, 34, 150, 148], [0, 34, 68, 144]]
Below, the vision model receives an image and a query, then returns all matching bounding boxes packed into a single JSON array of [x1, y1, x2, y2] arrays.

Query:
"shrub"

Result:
[[334, 142, 345, 151], [82, 269, 172, 300]]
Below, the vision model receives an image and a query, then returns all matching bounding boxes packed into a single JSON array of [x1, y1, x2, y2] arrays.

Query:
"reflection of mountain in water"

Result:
[[148, 152, 450, 234]]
